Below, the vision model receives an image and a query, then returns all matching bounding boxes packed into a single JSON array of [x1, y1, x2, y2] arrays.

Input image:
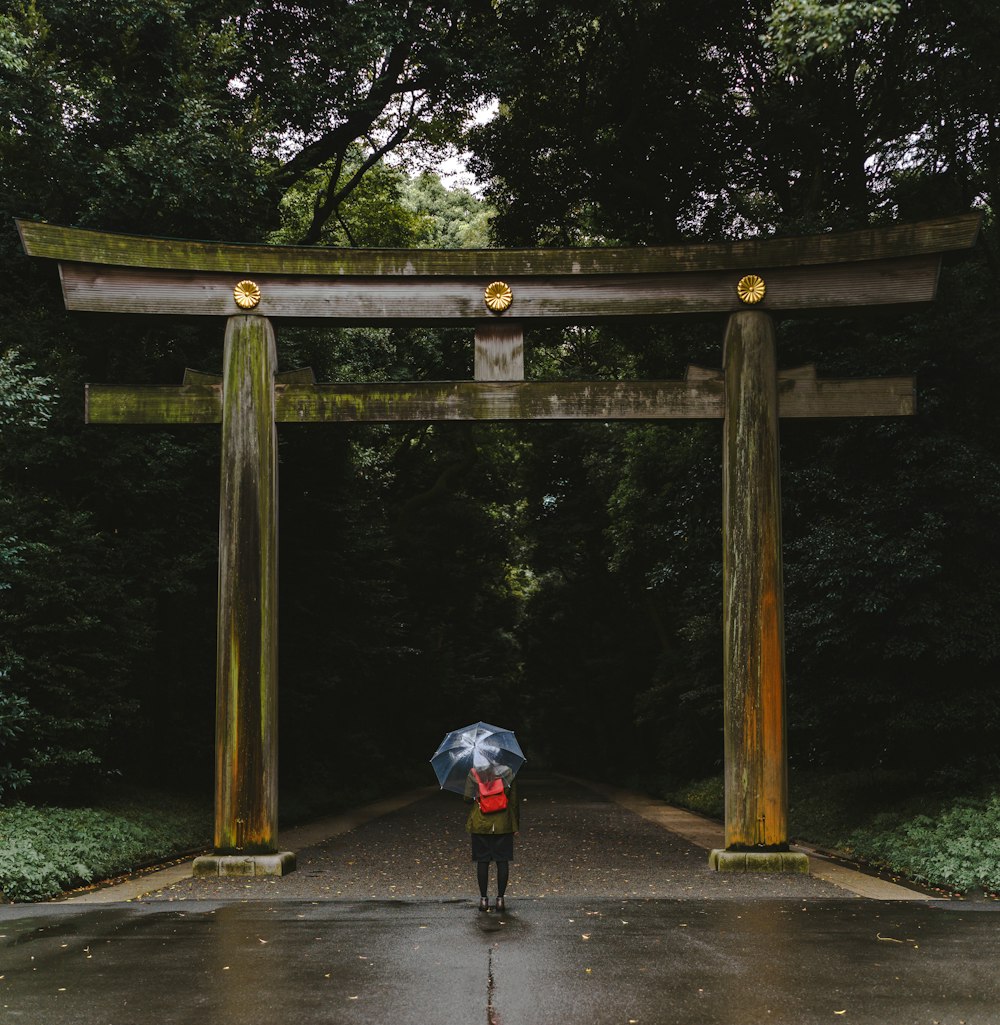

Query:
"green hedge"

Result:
[[0, 797, 210, 902], [835, 798, 1000, 895]]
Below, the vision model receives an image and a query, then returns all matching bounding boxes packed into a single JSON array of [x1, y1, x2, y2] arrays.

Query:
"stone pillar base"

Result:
[[709, 849, 809, 873], [192, 852, 297, 877]]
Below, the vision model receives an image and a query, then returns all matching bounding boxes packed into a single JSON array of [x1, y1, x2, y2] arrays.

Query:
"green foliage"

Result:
[[0, 495, 152, 794], [659, 776, 725, 821], [1, 0, 269, 238], [473, 1, 754, 244], [0, 793, 210, 902], [841, 798, 1000, 894], [0, 348, 54, 429], [269, 152, 426, 247], [788, 771, 1000, 894], [271, 160, 494, 248], [763, 0, 901, 72], [402, 172, 495, 247]]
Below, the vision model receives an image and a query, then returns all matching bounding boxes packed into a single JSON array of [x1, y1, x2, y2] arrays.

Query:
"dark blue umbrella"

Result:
[[430, 721, 525, 795]]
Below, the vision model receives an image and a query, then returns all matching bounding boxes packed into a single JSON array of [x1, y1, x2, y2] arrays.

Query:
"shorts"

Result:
[[470, 832, 515, 863]]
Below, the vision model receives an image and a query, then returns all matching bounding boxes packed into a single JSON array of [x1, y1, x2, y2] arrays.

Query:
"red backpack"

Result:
[[471, 769, 509, 813]]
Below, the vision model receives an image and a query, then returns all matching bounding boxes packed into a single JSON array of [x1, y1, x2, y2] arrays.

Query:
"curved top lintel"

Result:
[[15, 213, 982, 279]]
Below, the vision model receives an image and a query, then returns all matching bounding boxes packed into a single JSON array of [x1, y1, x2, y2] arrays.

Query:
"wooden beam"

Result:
[[85, 373, 916, 425], [691, 365, 916, 418], [85, 383, 222, 423], [56, 255, 944, 320], [183, 368, 223, 385], [274, 367, 317, 384], [17, 213, 981, 276], [722, 309, 789, 851], [215, 314, 279, 856], [274, 380, 727, 421], [778, 374, 915, 417]]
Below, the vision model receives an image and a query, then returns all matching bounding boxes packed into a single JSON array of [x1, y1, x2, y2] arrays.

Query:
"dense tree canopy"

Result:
[[1, 0, 999, 804]]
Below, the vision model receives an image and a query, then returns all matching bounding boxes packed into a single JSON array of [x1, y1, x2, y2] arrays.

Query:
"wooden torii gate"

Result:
[[17, 213, 980, 875]]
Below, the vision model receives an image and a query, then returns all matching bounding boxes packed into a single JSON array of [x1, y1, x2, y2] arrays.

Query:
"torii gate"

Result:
[[17, 213, 980, 875]]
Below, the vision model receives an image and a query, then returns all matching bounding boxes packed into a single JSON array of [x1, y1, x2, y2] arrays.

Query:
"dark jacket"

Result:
[[465, 770, 520, 834]]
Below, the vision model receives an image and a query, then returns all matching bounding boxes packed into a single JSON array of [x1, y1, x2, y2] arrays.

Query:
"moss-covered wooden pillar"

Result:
[[710, 310, 807, 873], [194, 314, 294, 877]]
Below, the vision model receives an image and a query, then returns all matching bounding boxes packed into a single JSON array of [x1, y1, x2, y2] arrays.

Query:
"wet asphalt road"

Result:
[[2, 774, 999, 1025]]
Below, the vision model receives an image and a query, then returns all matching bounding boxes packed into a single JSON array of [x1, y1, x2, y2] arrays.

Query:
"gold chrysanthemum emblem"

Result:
[[736, 274, 766, 305], [484, 280, 513, 313], [233, 280, 261, 309]]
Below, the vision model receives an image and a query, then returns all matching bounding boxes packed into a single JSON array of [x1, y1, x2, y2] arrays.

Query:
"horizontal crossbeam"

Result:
[[85, 373, 915, 424], [86, 384, 222, 424], [58, 256, 942, 321]]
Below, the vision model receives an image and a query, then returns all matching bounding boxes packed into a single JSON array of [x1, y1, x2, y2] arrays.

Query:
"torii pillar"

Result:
[[711, 309, 802, 871], [201, 314, 291, 875]]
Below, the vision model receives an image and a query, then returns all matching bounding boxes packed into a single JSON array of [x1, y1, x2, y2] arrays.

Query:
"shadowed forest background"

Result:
[[2, 0, 1000, 819]]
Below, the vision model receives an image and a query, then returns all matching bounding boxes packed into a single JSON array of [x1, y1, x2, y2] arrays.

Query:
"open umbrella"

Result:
[[430, 721, 525, 795]]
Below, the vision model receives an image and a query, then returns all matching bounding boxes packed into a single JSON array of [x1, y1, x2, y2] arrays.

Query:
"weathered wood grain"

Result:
[[778, 375, 915, 417], [17, 213, 981, 276], [215, 315, 279, 856], [274, 367, 317, 384], [722, 309, 788, 851], [274, 380, 728, 421], [55, 255, 944, 320], [84, 373, 916, 425], [85, 384, 222, 423], [182, 368, 223, 386], [474, 324, 524, 381]]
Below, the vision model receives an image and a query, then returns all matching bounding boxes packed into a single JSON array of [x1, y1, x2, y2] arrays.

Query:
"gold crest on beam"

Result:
[[736, 274, 766, 305], [484, 281, 513, 313], [234, 280, 262, 309]]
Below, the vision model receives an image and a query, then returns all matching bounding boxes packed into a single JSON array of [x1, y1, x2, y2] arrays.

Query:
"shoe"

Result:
[[494, 896, 506, 913], [479, 897, 490, 912]]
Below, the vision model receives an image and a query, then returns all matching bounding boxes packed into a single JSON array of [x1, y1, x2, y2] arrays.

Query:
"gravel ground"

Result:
[[143, 774, 846, 904]]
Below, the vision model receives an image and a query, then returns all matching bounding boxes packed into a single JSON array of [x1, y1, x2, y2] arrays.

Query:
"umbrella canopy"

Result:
[[430, 721, 526, 795]]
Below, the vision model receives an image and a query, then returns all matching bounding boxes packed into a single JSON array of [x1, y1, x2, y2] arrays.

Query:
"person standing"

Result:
[[465, 758, 520, 912]]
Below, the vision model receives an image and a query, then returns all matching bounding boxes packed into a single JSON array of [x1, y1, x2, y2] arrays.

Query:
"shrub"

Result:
[[660, 775, 725, 819], [841, 796, 1000, 894], [0, 796, 210, 902]]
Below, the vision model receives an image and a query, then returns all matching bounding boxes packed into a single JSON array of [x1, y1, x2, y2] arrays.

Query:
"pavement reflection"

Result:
[[3, 897, 997, 1025]]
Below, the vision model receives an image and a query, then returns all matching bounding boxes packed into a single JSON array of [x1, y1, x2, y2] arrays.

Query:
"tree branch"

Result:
[[301, 122, 413, 244], [272, 31, 416, 190]]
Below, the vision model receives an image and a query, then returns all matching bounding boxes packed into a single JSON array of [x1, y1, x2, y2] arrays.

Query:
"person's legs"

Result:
[[496, 860, 509, 897], [477, 861, 490, 904]]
